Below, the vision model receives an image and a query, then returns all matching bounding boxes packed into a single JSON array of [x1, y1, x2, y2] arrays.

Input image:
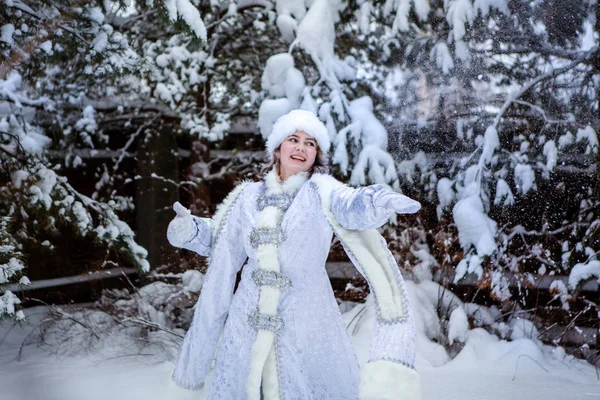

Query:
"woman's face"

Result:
[[277, 130, 318, 180]]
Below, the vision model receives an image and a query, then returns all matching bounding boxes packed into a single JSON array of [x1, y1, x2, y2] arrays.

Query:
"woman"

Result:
[[166, 109, 422, 400]]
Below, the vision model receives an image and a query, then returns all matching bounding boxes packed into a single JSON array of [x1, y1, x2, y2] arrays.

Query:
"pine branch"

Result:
[[1, 1, 92, 78], [12, 0, 91, 45]]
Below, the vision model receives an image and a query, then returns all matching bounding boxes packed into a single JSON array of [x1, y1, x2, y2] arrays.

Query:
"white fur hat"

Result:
[[265, 109, 330, 160]]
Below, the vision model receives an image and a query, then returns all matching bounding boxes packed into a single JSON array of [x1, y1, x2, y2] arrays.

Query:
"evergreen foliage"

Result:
[[0, 0, 598, 358]]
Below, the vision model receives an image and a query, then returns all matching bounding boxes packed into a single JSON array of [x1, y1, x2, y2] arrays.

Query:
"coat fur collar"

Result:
[[264, 169, 308, 195]]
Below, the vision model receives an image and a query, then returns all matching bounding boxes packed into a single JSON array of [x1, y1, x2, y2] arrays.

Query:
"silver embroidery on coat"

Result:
[[251, 269, 292, 291], [248, 310, 285, 333], [257, 192, 295, 211], [249, 227, 286, 248]]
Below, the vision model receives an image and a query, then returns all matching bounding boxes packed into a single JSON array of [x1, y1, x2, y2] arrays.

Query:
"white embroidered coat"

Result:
[[169, 171, 421, 400]]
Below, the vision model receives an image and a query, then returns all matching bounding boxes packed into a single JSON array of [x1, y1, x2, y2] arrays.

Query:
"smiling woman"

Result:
[[166, 109, 423, 400], [262, 109, 331, 179], [277, 131, 318, 180]]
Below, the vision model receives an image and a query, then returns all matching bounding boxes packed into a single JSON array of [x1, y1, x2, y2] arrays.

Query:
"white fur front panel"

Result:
[[248, 201, 282, 400], [257, 244, 280, 272], [246, 170, 308, 400], [359, 360, 421, 400], [257, 207, 281, 229], [259, 286, 281, 316], [261, 347, 281, 400], [247, 330, 276, 400]]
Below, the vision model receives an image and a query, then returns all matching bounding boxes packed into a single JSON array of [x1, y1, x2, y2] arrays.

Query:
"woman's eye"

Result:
[[307, 142, 315, 146], [289, 138, 297, 142]]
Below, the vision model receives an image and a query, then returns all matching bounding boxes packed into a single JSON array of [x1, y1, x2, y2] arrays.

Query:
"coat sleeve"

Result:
[[330, 184, 395, 230], [339, 235, 421, 400], [310, 175, 421, 399], [311, 175, 421, 400], [356, 250, 421, 400], [170, 184, 249, 393]]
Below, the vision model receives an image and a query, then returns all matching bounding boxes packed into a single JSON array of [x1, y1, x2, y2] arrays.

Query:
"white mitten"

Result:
[[373, 188, 421, 214], [167, 202, 197, 248]]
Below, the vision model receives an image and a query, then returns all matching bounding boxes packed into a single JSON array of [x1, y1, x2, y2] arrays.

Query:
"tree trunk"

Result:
[[135, 126, 179, 269]]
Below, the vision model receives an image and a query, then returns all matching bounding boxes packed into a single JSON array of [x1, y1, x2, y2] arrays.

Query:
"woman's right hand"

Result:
[[167, 202, 198, 248]]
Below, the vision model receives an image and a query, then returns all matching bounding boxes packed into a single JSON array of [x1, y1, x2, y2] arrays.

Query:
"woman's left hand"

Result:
[[373, 187, 421, 214]]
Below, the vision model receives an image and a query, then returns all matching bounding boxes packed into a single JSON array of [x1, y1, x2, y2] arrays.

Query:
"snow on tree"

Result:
[[257, 0, 403, 188], [1, 0, 598, 360], [338, 0, 600, 308], [0, 0, 211, 319]]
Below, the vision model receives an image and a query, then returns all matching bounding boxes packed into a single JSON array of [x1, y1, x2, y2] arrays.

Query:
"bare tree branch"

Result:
[[492, 48, 598, 129]]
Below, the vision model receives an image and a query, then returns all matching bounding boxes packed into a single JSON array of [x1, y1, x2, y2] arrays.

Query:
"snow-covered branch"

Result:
[[492, 48, 597, 129], [513, 100, 573, 125], [11, 0, 91, 45]]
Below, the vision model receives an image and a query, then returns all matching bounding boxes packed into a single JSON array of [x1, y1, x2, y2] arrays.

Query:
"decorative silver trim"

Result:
[[248, 310, 285, 333], [251, 269, 292, 291], [257, 193, 295, 211], [249, 227, 286, 248], [274, 336, 285, 400]]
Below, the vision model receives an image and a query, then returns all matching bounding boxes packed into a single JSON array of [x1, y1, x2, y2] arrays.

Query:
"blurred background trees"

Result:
[[1, 0, 598, 362]]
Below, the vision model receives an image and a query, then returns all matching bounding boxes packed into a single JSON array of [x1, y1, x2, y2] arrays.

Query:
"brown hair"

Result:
[[262, 145, 330, 178]]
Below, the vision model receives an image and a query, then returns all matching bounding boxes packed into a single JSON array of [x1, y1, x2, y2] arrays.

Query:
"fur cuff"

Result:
[[359, 360, 421, 400]]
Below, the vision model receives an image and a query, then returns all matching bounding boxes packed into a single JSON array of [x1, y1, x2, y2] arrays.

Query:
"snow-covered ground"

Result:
[[1, 305, 599, 400]]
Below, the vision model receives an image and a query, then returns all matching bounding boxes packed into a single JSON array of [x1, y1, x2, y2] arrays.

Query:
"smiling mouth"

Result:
[[290, 155, 306, 162]]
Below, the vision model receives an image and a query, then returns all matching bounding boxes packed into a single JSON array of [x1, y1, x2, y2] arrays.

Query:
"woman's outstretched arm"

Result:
[[167, 202, 212, 256], [330, 184, 421, 230], [166, 183, 252, 393], [310, 175, 422, 400]]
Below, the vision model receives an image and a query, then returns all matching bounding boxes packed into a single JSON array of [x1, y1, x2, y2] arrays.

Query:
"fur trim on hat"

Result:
[[265, 109, 330, 160]]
